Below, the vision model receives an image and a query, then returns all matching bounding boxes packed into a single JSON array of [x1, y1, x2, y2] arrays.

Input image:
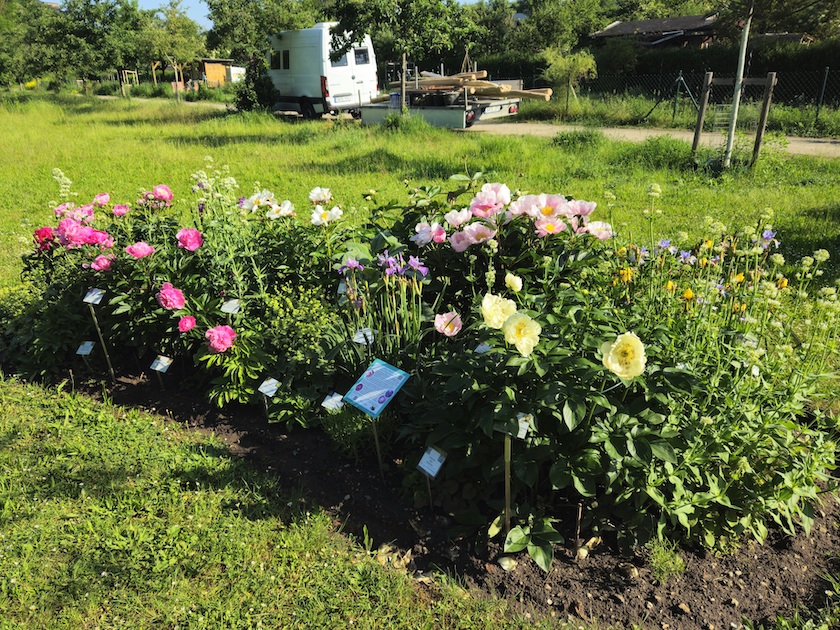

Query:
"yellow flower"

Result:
[[733, 302, 747, 313], [601, 332, 647, 380], [734, 272, 745, 284], [481, 293, 517, 329], [698, 257, 708, 267], [503, 312, 542, 357], [683, 288, 695, 300], [777, 277, 789, 289], [619, 267, 634, 283], [617, 246, 628, 257], [665, 280, 677, 292], [505, 272, 523, 293]]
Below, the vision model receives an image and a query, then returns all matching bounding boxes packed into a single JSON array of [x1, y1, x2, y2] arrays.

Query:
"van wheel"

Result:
[[301, 98, 317, 120]]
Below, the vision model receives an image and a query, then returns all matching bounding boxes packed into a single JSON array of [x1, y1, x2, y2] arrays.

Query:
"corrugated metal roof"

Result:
[[593, 13, 717, 38]]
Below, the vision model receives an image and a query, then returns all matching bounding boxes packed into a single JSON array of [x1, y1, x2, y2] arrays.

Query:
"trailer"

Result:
[[359, 71, 550, 129]]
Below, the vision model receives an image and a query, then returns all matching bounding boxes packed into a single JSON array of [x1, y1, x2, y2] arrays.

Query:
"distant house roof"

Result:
[[593, 13, 718, 39]]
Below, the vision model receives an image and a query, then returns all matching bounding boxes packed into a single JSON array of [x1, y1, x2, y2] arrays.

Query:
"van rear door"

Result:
[[326, 39, 377, 110]]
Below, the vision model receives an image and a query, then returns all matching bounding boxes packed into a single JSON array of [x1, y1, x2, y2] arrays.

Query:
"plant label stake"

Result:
[[321, 393, 344, 413], [76, 340, 95, 373], [83, 288, 115, 385], [417, 446, 447, 511], [343, 359, 410, 479], [258, 377, 280, 420], [150, 355, 173, 391], [500, 414, 531, 535]]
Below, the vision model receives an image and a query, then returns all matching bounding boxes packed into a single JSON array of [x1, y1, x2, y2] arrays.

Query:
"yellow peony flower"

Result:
[[502, 312, 542, 357], [601, 332, 647, 380], [481, 293, 517, 329], [505, 272, 523, 293]]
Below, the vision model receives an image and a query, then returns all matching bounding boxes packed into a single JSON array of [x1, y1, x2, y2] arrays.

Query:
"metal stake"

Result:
[[88, 304, 116, 385]]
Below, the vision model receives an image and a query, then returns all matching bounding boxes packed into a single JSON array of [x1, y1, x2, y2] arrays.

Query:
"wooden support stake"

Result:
[[504, 433, 512, 535], [692, 71, 713, 157], [154, 370, 165, 391], [88, 304, 116, 385], [751, 72, 777, 167], [426, 475, 434, 512]]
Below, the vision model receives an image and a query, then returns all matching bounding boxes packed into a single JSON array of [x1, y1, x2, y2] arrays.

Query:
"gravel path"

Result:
[[469, 120, 840, 158]]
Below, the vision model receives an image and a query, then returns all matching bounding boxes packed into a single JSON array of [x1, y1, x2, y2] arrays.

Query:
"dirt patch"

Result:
[[91, 373, 840, 629]]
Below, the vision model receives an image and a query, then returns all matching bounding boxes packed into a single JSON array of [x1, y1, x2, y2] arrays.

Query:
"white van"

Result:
[[267, 23, 379, 118]]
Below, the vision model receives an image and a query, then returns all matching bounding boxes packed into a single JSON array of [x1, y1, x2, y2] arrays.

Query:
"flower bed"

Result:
[[4, 162, 838, 568]]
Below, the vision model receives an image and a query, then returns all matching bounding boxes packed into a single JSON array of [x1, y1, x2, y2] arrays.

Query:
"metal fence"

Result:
[[576, 67, 840, 110]]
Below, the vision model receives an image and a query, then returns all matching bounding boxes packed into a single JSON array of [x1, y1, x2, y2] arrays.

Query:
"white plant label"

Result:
[[150, 355, 173, 373], [474, 342, 492, 354], [76, 341, 95, 356], [83, 288, 105, 305], [221, 298, 241, 314], [352, 328, 375, 345], [516, 413, 532, 440], [321, 392, 345, 412], [258, 377, 279, 397], [417, 446, 447, 479]]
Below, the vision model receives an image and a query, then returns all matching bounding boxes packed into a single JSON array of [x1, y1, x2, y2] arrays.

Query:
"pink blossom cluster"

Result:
[[54, 203, 95, 224], [56, 218, 114, 249], [411, 183, 613, 254], [125, 241, 155, 259], [206, 325, 237, 353], [138, 184, 174, 210]]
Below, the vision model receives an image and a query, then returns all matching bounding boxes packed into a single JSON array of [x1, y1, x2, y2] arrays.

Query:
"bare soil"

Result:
[[91, 372, 840, 630]]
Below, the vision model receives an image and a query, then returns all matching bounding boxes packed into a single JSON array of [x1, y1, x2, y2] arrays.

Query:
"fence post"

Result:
[[815, 66, 829, 125], [692, 71, 714, 157], [752, 72, 777, 167], [672, 70, 682, 122]]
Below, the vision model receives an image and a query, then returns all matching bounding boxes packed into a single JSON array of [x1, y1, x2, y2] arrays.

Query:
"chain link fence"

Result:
[[577, 68, 840, 111]]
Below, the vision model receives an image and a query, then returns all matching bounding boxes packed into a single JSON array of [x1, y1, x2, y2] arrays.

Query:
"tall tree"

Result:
[[157, 0, 206, 89], [719, 0, 840, 40], [206, 0, 324, 62], [511, 0, 608, 53]]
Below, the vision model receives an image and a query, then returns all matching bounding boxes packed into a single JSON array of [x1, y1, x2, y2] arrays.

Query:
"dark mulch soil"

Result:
[[90, 372, 840, 630]]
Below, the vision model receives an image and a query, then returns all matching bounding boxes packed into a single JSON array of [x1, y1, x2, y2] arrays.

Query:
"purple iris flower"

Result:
[[405, 255, 429, 277], [339, 258, 365, 275]]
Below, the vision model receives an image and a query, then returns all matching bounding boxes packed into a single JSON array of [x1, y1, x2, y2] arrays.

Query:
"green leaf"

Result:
[[527, 542, 554, 573], [562, 401, 578, 432], [504, 526, 530, 553], [488, 514, 504, 539]]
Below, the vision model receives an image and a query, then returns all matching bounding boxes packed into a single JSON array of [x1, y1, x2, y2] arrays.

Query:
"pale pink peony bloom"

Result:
[[156, 282, 186, 310], [462, 222, 497, 245], [54, 202, 75, 218], [90, 254, 115, 271], [178, 316, 197, 333], [125, 241, 155, 258], [176, 228, 203, 251], [434, 311, 463, 337], [93, 193, 110, 207], [567, 199, 597, 217], [153, 184, 173, 202], [206, 325, 237, 353], [112, 204, 129, 216], [68, 204, 95, 224], [586, 221, 614, 240], [469, 182, 511, 219], [410, 222, 446, 247], [510, 193, 570, 220], [444, 208, 472, 228], [535, 217, 567, 237], [449, 230, 474, 253]]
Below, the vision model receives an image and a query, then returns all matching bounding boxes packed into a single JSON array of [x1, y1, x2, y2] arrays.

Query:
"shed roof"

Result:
[[593, 13, 717, 38]]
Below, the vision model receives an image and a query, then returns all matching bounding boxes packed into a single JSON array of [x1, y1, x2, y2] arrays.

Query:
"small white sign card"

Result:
[[83, 288, 105, 305], [321, 392, 345, 412], [76, 341, 95, 355], [474, 342, 492, 354], [352, 328, 375, 345], [343, 358, 409, 419], [417, 446, 447, 479], [517, 413, 532, 440], [150, 355, 173, 373], [221, 298, 241, 314], [258, 377, 279, 397]]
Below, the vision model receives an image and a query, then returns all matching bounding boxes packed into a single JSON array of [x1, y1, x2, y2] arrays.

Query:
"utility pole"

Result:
[[723, 2, 754, 168]]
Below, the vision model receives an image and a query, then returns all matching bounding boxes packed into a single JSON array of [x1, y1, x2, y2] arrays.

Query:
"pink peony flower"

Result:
[[410, 222, 446, 247], [125, 241, 155, 259], [434, 311, 463, 337], [585, 221, 614, 240], [449, 230, 473, 253], [83, 228, 113, 249], [205, 325, 237, 353], [462, 222, 497, 245], [510, 193, 570, 220], [90, 254, 115, 271], [567, 199, 597, 217], [93, 193, 110, 207], [469, 182, 511, 219], [156, 282, 186, 310], [153, 184, 173, 202], [34, 226, 55, 251], [535, 217, 567, 237], [444, 208, 472, 228], [112, 204, 129, 217], [68, 204, 95, 224], [178, 316, 197, 333], [57, 218, 86, 248], [54, 202, 74, 218], [176, 228, 203, 252]]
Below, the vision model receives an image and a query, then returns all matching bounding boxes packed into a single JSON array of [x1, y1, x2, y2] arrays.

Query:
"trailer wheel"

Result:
[[301, 98, 317, 120], [465, 110, 477, 128]]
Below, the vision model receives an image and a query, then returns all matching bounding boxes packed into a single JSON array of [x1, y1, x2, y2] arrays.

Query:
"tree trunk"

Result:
[[151, 61, 160, 86], [400, 52, 407, 114]]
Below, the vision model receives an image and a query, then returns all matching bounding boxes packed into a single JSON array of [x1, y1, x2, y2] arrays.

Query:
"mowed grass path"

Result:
[[1, 93, 839, 287]]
